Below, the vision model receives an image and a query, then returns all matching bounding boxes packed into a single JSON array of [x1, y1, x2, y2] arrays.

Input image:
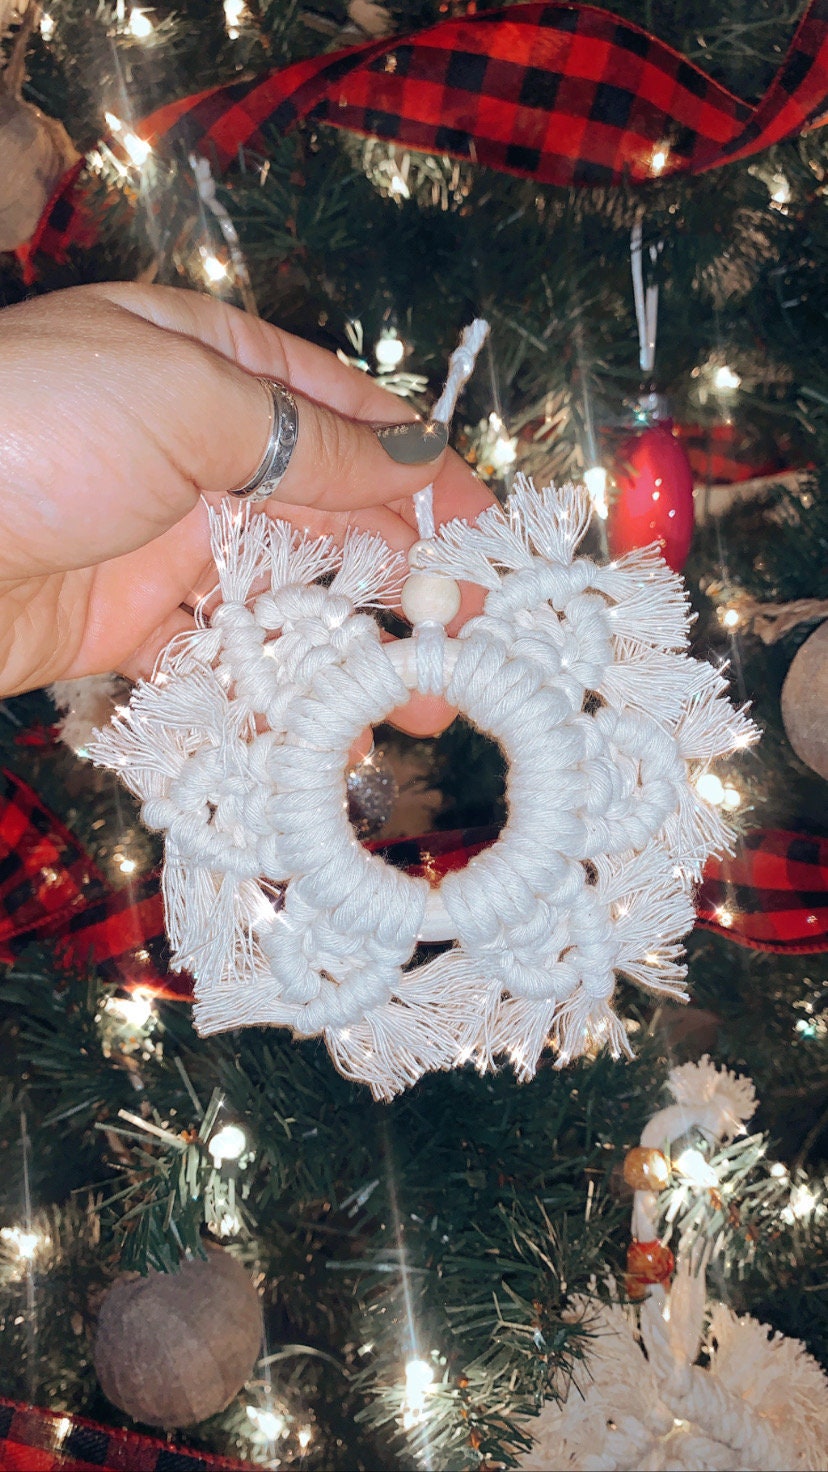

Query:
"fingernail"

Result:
[[375, 420, 449, 465]]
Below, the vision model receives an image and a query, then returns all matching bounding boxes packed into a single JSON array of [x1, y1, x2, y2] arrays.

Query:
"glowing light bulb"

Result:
[[202, 254, 228, 283], [716, 906, 734, 928], [389, 173, 411, 199], [297, 1426, 312, 1450], [122, 131, 152, 166], [1, 1226, 42, 1260], [487, 412, 518, 472], [770, 174, 791, 206], [128, 8, 153, 37], [375, 331, 405, 370], [714, 364, 741, 391], [40, 12, 55, 39], [105, 112, 123, 132], [246, 1405, 286, 1439], [208, 1122, 248, 1164], [402, 1357, 434, 1426], [651, 145, 669, 175], [721, 786, 742, 811], [104, 989, 155, 1029], [224, 0, 247, 36], [770, 1162, 788, 1179], [584, 465, 609, 520], [117, 854, 137, 874], [788, 1183, 817, 1219], [722, 606, 740, 629], [695, 772, 725, 806], [675, 1147, 718, 1189]]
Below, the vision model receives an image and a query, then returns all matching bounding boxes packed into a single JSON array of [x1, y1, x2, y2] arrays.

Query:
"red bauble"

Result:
[[626, 1238, 675, 1284], [608, 421, 694, 572]]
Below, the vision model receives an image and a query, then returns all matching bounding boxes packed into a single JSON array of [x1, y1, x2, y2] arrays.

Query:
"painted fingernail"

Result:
[[375, 420, 449, 465]]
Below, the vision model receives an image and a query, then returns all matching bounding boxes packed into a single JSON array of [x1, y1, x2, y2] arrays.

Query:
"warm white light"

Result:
[[123, 131, 152, 166], [675, 1147, 718, 1189], [722, 786, 742, 811], [55, 1417, 73, 1444], [1, 1226, 42, 1260], [695, 772, 725, 806], [584, 465, 609, 520], [389, 173, 411, 199], [488, 413, 518, 472], [716, 906, 734, 928], [375, 331, 405, 370], [128, 8, 153, 37], [224, 0, 247, 35], [651, 146, 669, 175], [202, 254, 228, 283], [208, 1122, 248, 1165], [787, 1183, 818, 1220], [246, 1405, 286, 1439], [105, 112, 123, 133], [117, 854, 137, 874], [770, 174, 791, 206], [714, 364, 741, 391], [722, 606, 740, 629], [402, 1357, 434, 1426], [40, 12, 55, 39], [297, 1426, 312, 1450], [104, 989, 154, 1029]]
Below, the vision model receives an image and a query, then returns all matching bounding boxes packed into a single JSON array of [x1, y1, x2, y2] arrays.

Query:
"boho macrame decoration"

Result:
[[92, 324, 755, 1098]]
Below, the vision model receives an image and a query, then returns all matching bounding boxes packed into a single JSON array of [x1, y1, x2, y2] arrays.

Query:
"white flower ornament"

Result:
[[92, 323, 755, 1098]]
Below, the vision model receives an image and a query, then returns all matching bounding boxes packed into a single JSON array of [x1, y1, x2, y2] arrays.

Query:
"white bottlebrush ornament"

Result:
[[518, 1058, 828, 1472], [91, 324, 754, 1098]]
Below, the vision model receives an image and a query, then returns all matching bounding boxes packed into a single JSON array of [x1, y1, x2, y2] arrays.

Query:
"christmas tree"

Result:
[[1, 2, 828, 1468]]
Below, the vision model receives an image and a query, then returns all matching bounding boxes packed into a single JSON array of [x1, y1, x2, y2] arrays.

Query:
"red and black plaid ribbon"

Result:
[[20, 1, 828, 276], [0, 1399, 251, 1471], [1, 771, 826, 1010]]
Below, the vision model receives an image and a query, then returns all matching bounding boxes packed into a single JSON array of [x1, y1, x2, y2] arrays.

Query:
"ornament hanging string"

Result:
[[630, 219, 661, 378], [21, 0, 828, 278]]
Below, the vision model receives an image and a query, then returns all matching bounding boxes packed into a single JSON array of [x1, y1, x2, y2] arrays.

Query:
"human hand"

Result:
[[0, 282, 495, 734]]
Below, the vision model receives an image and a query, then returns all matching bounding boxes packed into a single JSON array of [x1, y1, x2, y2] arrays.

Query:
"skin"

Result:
[[0, 282, 496, 736]]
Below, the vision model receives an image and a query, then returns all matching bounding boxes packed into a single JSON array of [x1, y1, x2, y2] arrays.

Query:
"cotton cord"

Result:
[[91, 473, 754, 1100]]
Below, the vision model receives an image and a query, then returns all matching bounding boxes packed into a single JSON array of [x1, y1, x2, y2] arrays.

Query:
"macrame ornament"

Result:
[[92, 323, 755, 1099], [517, 1058, 828, 1472], [93, 1249, 262, 1428]]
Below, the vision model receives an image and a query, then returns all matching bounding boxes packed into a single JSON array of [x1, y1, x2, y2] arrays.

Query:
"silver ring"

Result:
[[229, 378, 299, 502]]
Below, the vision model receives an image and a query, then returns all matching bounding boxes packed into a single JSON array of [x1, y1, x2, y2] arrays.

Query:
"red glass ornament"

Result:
[[626, 1238, 675, 1284], [609, 420, 694, 572]]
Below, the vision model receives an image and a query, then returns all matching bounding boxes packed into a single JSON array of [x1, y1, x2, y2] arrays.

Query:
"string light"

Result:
[[116, 854, 137, 874], [201, 253, 228, 283], [486, 412, 518, 472], [674, 1147, 718, 1190], [715, 906, 734, 928], [1, 1226, 44, 1260], [784, 1183, 818, 1222], [722, 606, 740, 629], [401, 1357, 434, 1429], [40, 12, 55, 38], [128, 7, 153, 37], [246, 1404, 286, 1439], [770, 173, 791, 207], [584, 465, 609, 520], [650, 145, 670, 175], [770, 1161, 788, 1179], [208, 1122, 248, 1165], [695, 772, 725, 806], [721, 786, 742, 811], [224, 0, 247, 37], [297, 1426, 313, 1450], [104, 989, 155, 1029], [375, 330, 405, 370], [714, 364, 741, 391]]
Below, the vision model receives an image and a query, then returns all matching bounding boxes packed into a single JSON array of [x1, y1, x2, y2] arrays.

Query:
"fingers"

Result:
[[90, 280, 495, 519]]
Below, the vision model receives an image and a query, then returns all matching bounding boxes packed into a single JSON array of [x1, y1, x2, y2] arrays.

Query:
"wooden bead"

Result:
[[626, 1238, 674, 1285], [623, 1145, 670, 1192], [401, 571, 462, 627]]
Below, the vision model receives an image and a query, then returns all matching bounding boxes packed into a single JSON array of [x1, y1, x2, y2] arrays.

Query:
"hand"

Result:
[[0, 283, 495, 734]]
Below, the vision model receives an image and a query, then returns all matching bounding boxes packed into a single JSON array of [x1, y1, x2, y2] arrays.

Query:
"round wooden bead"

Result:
[[401, 571, 462, 627], [626, 1238, 675, 1285], [622, 1145, 670, 1192], [93, 1249, 263, 1427]]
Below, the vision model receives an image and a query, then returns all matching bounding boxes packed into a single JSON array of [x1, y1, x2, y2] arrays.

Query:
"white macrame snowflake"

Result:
[[91, 480, 755, 1098]]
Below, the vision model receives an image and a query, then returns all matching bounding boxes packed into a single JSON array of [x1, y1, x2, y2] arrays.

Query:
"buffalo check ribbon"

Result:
[[20, 0, 828, 276], [1, 772, 826, 1007], [0, 1399, 251, 1471]]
